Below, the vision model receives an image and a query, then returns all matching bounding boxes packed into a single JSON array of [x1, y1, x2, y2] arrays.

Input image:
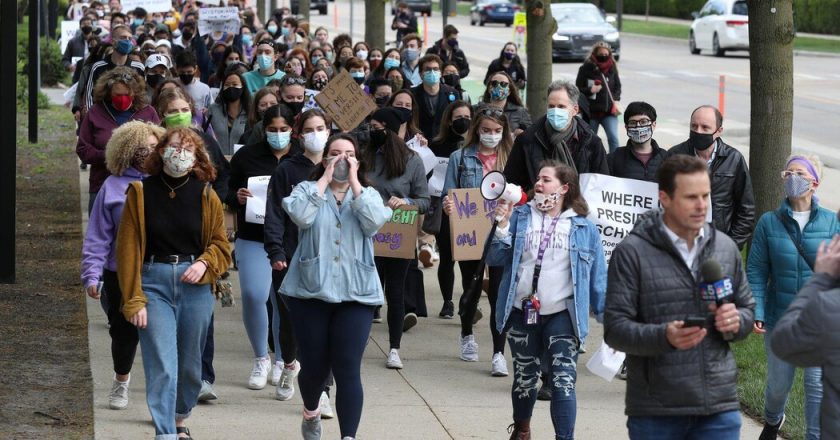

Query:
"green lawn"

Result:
[[432, 0, 473, 16], [622, 18, 840, 54]]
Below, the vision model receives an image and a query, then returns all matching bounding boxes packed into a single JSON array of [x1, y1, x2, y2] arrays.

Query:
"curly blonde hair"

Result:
[[105, 121, 166, 176], [92, 66, 150, 110]]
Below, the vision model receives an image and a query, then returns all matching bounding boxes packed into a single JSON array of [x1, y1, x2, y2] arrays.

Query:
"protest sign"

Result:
[[314, 70, 377, 131], [198, 7, 241, 37], [406, 136, 437, 174], [374, 206, 419, 259], [579, 173, 659, 263], [303, 89, 322, 111], [61, 20, 79, 53], [121, 0, 171, 13], [448, 188, 497, 261], [513, 12, 526, 48], [428, 157, 449, 197], [245, 175, 271, 224]]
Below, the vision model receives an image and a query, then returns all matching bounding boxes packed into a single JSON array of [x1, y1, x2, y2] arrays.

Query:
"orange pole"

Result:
[[334, 2, 339, 29], [718, 75, 726, 118], [423, 13, 429, 46]]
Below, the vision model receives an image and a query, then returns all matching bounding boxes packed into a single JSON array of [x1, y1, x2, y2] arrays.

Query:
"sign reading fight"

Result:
[[448, 188, 497, 261], [314, 71, 377, 131], [121, 0, 172, 13], [198, 7, 241, 37], [579, 173, 659, 263], [374, 206, 419, 259]]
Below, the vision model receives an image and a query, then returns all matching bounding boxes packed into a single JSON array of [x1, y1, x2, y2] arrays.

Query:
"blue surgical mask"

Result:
[[115, 39, 134, 55], [257, 54, 274, 70], [281, 27, 290, 37], [404, 48, 419, 61], [267, 24, 278, 34], [311, 55, 322, 65], [423, 70, 441, 86], [133, 18, 144, 26], [266, 131, 291, 151], [546, 107, 571, 131], [350, 71, 365, 80], [383, 58, 400, 70], [242, 34, 253, 46]]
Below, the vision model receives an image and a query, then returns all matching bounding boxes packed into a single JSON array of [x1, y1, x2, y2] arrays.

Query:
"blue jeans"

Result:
[[138, 262, 215, 440], [507, 309, 579, 440], [764, 329, 822, 439], [627, 410, 741, 440], [589, 114, 619, 153], [235, 238, 276, 358]]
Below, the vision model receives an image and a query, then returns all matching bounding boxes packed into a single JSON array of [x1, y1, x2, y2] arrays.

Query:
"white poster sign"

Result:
[[245, 175, 271, 224], [428, 157, 449, 197], [121, 0, 172, 13], [61, 20, 80, 53], [198, 7, 241, 36], [579, 173, 659, 263], [406, 135, 437, 174]]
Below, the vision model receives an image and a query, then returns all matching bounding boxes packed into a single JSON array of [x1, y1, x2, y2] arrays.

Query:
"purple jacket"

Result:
[[76, 103, 160, 194], [80, 167, 145, 288]]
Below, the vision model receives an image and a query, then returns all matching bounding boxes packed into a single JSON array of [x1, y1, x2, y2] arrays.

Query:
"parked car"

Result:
[[690, 0, 749, 56], [391, 0, 432, 17], [470, 0, 520, 27], [291, 0, 328, 15], [550, 3, 620, 62]]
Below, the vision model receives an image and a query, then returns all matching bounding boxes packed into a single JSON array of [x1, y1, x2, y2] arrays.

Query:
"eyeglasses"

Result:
[[488, 80, 509, 88], [282, 76, 307, 86], [478, 108, 504, 117], [626, 119, 653, 128], [781, 170, 814, 180]]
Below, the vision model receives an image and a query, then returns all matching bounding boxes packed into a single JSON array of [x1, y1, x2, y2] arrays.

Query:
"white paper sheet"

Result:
[[245, 175, 271, 224], [428, 157, 449, 197]]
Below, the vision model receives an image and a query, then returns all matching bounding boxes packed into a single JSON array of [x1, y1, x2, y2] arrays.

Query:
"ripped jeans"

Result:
[[507, 309, 579, 440]]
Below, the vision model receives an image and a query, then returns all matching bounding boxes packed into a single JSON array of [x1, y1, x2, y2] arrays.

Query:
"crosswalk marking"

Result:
[[795, 73, 825, 80], [636, 71, 668, 79]]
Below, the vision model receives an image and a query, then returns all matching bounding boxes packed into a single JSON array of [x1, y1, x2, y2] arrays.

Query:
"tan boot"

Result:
[[507, 419, 531, 440]]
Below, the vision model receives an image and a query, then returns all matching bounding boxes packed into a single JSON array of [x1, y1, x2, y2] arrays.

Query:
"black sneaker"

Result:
[[618, 362, 628, 380], [439, 301, 454, 319], [536, 380, 552, 401], [402, 312, 418, 332], [472, 307, 483, 325], [80, 163, 88, 170], [373, 307, 382, 323], [759, 414, 785, 440]]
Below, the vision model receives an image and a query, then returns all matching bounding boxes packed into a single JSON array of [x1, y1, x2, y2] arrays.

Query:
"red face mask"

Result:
[[111, 94, 133, 111]]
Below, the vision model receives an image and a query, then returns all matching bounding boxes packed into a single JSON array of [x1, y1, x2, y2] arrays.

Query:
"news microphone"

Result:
[[699, 259, 735, 341]]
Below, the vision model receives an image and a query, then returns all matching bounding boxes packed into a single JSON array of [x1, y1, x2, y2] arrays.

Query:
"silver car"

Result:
[[551, 3, 621, 62]]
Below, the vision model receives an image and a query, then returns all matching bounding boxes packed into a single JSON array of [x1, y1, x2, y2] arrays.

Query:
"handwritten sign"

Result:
[[121, 0, 172, 13], [513, 12, 527, 48], [448, 188, 497, 261], [60, 20, 79, 53], [245, 175, 271, 224], [198, 7, 241, 37], [374, 206, 419, 259], [428, 157, 449, 197], [314, 70, 377, 131]]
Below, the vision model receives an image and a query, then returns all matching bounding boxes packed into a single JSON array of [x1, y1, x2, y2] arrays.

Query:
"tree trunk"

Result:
[[524, 0, 555, 119], [365, 0, 385, 53], [298, 0, 310, 22], [748, 0, 794, 218]]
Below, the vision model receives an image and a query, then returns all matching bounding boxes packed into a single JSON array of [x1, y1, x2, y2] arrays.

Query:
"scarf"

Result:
[[545, 116, 578, 173], [593, 57, 613, 74]]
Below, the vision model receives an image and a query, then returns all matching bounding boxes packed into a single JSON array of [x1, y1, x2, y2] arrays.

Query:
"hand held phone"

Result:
[[683, 316, 706, 328]]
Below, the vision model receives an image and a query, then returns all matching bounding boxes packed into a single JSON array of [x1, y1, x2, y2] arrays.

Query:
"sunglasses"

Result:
[[488, 80, 509, 88]]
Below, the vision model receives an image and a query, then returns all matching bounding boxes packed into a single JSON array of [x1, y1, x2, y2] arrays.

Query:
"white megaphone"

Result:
[[480, 171, 527, 208]]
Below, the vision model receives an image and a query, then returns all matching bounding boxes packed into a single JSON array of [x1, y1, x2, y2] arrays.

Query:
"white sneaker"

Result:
[[491, 352, 509, 377], [270, 361, 283, 386], [197, 380, 218, 401], [386, 348, 403, 369], [419, 244, 435, 268], [319, 391, 334, 419], [108, 376, 130, 410], [275, 360, 300, 401], [247, 356, 271, 390], [460, 335, 479, 362], [301, 412, 322, 440]]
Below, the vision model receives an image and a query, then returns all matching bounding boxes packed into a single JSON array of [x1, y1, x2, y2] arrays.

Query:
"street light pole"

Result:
[[29, 0, 40, 144], [1, 0, 17, 283]]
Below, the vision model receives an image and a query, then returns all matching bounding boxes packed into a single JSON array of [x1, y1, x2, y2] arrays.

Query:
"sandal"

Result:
[[176, 426, 193, 440]]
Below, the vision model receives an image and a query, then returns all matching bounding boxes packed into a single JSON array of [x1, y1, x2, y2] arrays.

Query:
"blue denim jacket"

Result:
[[280, 181, 393, 305], [443, 144, 484, 194], [488, 204, 607, 343]]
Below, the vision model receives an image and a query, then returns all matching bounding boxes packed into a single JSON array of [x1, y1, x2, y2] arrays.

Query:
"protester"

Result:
[[504, 79, 608, 191], [606, 101, 667, 182], [116, 127, 231, 440], [771, 234, 840, 440], [370, 79, 393, 108], [313, 26, 330, 45], [365, 107, 430, 369], [279, 17, 305, 48], [208, 45, 243, 88], [63, 16, 95, 71], [441, 63, 470, 106], [308, 67, 331, 91], [426, 25, 469, 78], [174, 51, 212, 112], [246, 88, 279, 136], [208, 69, 250, 155], [81, 121, 164, 410], [387, 67, 410, 91], [243, 39, 285, 95], [410, 55, 461, 140], [747, 154, 834, 440], [280, 134, 391, 439], [575, 42, 621, 153], [77, 67, 161, 213], [666, 105, 755, 248], [368, 48, 383, 72], [485, 43, 526, 90], [389, 89, 424, 145], [477, 71, 531, 137], [400, 33, 423, 87], [82, 25, 146, 113], [442, 107, 513, 376], [391, 2, 418, 44], [144, 53, 172, 96], [605, 155, 755, 439]]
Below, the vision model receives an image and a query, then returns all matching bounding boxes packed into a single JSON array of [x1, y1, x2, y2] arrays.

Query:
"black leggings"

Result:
[[374, 256, 411, 350], [102, 270, 139, 376], [435, 215, 456, 302], [458, 263, 505, 354], [284, 296, 373, 438], [271, 269, 299, 364]]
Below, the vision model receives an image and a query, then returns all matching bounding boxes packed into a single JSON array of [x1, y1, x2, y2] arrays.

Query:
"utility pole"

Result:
[[29, 0, 40, 144], [1, 0, 18, 283]]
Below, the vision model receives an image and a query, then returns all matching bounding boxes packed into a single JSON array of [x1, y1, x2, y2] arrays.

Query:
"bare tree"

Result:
[[365, 0, 386, 53], [524, 0, 555, 118], [748, 0, 795, 217]]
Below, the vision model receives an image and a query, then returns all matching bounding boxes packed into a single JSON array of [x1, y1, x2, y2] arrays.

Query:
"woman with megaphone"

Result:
[[442, 106, 514, 377]]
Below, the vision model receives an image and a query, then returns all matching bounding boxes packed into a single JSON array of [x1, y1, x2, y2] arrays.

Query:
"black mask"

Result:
[[146, 73, 163, 89], [688, 130, 716, 151], [313, 78, 328, 90], [375, 95, 390, 107], [394, 107, 412, 124], [212, 51, 225, 64], [222, 87, 243, 102], [81, 25, 93, 34], [179, 73, 194, 85], [595, 54, 610, 62], [451, 118, 470, 136], [285, 101, 304, 114], [353, 76, 365, 85], [442, 73, 460, 89], [369, 128, 388, 148], [181, 30, 194, 41]]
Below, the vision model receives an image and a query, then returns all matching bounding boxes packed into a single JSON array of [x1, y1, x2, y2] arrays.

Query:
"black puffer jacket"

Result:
[[425, 39, 470, 78], [605, 211, 755, 417], [504, 115, 608, 191], [666, 139, 755, 248], [607, 139, 667, 182], [575, 60, 621, 115]]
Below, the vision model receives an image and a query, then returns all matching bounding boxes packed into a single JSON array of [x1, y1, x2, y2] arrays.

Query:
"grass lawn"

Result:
[[432, 0, 473, 17], [622, 18, 840, 54]]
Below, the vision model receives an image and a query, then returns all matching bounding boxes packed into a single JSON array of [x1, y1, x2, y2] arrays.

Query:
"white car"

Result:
[[689, 0, 749, 56]]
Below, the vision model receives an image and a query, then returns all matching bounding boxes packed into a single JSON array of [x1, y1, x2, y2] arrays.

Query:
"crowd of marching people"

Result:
[[71, 0, 840, 439]]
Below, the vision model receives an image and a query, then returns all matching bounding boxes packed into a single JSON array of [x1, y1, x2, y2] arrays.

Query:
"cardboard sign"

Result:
[[60, 20, 79, 53], [579, 173, 659, 263], [198, 7, 241, 37], [448, 188, 497, 261], [121, 0, 171, 13], [314, 70, 377, 131], [245, 175, 271, 224], [374, 206, 419, 259]]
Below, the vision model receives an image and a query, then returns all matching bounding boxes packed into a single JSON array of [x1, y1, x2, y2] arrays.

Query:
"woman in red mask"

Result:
[[575, 42, 621, 154]]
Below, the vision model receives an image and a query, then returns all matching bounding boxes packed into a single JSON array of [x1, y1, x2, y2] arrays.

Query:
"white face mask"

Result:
[[162, 146, 195, 177], [303, 130, 329, 153], [356, 50, 368, 61], [479, 133, 503, 149], [533, 192, 560, 212]]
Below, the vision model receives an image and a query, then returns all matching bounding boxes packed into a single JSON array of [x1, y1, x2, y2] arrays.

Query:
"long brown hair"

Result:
[[145, 127, 217, 182], [432, 100, 472, 144], [482, 71, 524, 107], [387, 89, 421, 139], [463, 108, 512, 171], [311, 133, 371, 186], [539, 160, 588, 216]]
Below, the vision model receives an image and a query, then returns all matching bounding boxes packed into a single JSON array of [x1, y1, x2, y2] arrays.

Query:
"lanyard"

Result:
[[531, 213, 563, 295]]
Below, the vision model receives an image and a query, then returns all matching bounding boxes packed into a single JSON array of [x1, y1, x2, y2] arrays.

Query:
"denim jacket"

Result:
[[280, 181, 393, 305], [488, 204, 607, 343], [442, 144, 484, 194]]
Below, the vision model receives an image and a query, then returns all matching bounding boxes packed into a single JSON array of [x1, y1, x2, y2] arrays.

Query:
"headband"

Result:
[[786, 156, 820, 184]]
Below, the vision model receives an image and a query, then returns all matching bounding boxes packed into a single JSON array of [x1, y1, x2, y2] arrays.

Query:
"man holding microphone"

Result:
[[604, 155, 755, 439]]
